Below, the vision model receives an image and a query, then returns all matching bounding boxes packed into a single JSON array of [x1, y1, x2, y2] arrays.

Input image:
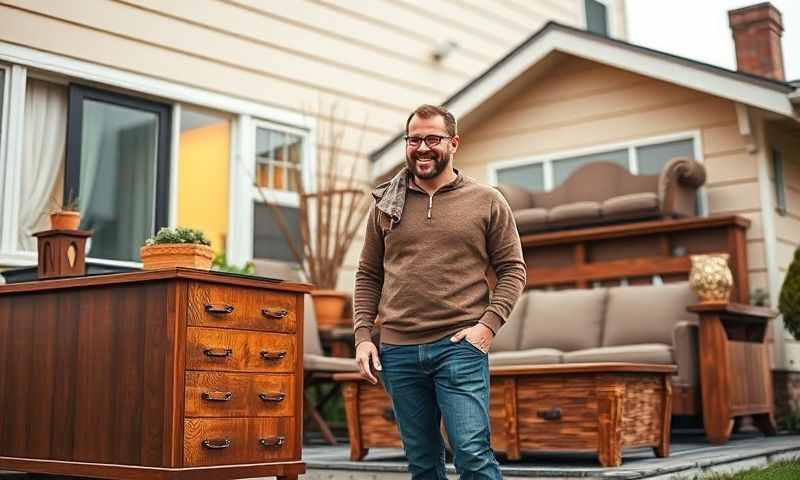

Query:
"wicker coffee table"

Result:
[[335, 362, 675, 467]]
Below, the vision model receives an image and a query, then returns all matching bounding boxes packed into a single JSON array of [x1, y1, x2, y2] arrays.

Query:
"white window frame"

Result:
[[487, 129, 708, 215], [0, 41, 314, 269], [227, 115, 316, 266]]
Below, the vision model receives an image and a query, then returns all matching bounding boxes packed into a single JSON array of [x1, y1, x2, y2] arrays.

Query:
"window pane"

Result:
[[178, 107, 230, 252], [636, 139, 694, 175], [585, 0, 608, 36], [287, 134, 301, 164], [552, 149, 628, 187], [273, 163, 286, 190], [80, 99, 159, 261], [496, 163, 544, 192], [253, 203, 303, 262]]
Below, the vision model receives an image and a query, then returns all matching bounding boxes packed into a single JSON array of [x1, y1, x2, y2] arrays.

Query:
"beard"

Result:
[[406, 149, 450, 180]]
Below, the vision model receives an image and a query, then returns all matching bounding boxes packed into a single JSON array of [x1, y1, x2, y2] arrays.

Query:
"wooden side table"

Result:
[[687, 302, 777, 444]]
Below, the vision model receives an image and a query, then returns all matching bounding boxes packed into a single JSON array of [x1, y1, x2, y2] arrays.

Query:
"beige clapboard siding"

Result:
[[117, 0, 472, 92], [450, 0, 547, 34], [6, 0, 447, 110], [401, 0, 532, 43], [319, 0, 512, 61], [0, 5, 413, 129], [223, 0, 489, 78]]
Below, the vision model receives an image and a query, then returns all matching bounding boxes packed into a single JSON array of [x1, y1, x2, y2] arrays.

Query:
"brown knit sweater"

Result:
[[353, 169, 527, 346]]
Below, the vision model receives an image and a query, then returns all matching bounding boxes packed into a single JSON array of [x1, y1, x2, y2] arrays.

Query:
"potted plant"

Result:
[[779, 246, 800, 339], [140, 226, 214, 270], [253, 105, 372, 329], [49, 191, 81, 230]]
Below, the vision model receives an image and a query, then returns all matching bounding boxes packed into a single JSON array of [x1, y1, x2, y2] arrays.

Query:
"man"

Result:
[[353, 104, 527, 479]]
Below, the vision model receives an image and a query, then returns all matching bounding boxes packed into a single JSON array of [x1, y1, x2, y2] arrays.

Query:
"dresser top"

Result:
[[0, 268, 313, 295]]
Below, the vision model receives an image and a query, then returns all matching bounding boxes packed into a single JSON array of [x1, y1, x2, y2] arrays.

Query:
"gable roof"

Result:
[[370, 22, 797, 177]]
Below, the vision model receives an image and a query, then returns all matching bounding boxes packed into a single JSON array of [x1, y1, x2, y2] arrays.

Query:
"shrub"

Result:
[[779, 246, 800, 339], [144, 227, 211, 247]]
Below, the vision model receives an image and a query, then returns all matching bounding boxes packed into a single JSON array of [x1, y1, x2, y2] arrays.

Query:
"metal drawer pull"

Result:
[[261, 308, 289, 319], [537, 407, 562, 421], [203, 347, 233, 358], [260, 350, 287, 361], [258, 392, 286, 403], [259, 436, 285, 448], [202, 391, 232, 402], [202, 438, 231, 449], [383, 408, 396, 423], [204, 303, 234, 314]]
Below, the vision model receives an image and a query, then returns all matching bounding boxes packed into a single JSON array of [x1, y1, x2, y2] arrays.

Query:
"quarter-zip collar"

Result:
[[372, 166, 465, 226]]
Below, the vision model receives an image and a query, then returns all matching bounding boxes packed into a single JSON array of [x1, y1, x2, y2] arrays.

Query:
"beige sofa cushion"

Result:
[[521, 288, 607, 351], [489, 348, 563, 367], [547, 201, 601, 223], [602, 192, 659, 216], [304, 353, 359, 372], [602, 281, 698, 346], [562, 344, 673, 364], [491, 292, 529, 352], [515, 208, 548, 233]]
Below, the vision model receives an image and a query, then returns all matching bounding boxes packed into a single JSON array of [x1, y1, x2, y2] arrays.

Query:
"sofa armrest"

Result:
[[672, 320, 699, 387], [495, 184, 534, 211], [658, 157, 706, 217]]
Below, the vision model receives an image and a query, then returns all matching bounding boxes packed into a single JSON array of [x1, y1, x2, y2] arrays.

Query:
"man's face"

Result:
[[405, 114, 459, 180]]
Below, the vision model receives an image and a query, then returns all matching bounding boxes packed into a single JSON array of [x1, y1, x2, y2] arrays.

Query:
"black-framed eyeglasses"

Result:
[[404, 134, 452, 148]]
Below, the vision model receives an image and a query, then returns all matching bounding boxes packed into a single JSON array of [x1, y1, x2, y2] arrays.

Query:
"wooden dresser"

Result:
[[0, 268, 310, 480]]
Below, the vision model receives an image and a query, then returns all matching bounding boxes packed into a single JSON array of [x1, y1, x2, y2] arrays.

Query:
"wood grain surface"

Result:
[[186, 327, 296, 373], [187, 282, 296, 334], [185, 372, 295, 417]]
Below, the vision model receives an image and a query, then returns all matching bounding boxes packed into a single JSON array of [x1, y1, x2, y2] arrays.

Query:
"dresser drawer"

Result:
[[185, 371, 296, 418], [187, 282, 296, 333], [184, 418, 296, 466], [186, 327, 296, 373]]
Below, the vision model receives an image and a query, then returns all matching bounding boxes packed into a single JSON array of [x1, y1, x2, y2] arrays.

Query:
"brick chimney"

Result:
[[728, 2, 786, 81]]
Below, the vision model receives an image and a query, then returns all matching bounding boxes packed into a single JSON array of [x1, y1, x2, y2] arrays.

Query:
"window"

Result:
[[65, 84, 172, 262], [772, 148, 787, 215], [493, 135, 698, 196], [252, 122, 307, 263], [552, 148, 627, 185], [585, 0, 609, 36]]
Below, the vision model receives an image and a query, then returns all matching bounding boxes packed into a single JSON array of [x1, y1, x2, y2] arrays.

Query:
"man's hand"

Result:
[[355, 341, 382, 384], [450, 323, 494, 353]]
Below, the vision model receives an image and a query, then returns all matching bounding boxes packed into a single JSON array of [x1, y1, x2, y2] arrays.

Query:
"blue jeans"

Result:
[[379, 335, 502, 480]]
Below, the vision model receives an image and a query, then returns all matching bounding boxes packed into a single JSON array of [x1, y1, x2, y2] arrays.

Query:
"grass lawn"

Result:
[[694, 459, 800, 479]]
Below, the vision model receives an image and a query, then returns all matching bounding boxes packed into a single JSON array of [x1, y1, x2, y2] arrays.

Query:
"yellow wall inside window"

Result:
[[177, 121, 230, 253]]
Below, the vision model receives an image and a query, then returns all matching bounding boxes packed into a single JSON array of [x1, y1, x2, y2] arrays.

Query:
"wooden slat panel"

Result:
[[728, 341, 771, 413], [527, 256, 690, 287], [621, 375, 664, 447]]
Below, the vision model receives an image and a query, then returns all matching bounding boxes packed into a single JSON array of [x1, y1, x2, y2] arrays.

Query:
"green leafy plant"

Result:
[[779, 246, 800, 339], [212, 252, 255, 275], [778, 401, 800, 433], [48, 189, 80, 213], [144, 227, 211, 247]]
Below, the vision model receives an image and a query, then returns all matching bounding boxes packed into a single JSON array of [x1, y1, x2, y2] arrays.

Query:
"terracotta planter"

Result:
[[311, 290, 351, 330], [50, 211, 81, 230], [689, 253, 733, 303], [139, 243, 214, 271]]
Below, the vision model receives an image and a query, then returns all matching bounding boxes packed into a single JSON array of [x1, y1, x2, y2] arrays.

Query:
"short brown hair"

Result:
[[405, 104, 457, 137]]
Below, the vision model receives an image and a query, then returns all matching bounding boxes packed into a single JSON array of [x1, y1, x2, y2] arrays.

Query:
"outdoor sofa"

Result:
[[496, 157, 707, 234]]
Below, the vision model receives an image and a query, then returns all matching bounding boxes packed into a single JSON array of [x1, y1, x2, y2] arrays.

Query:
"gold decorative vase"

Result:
[[689, 253, 733, 303]]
